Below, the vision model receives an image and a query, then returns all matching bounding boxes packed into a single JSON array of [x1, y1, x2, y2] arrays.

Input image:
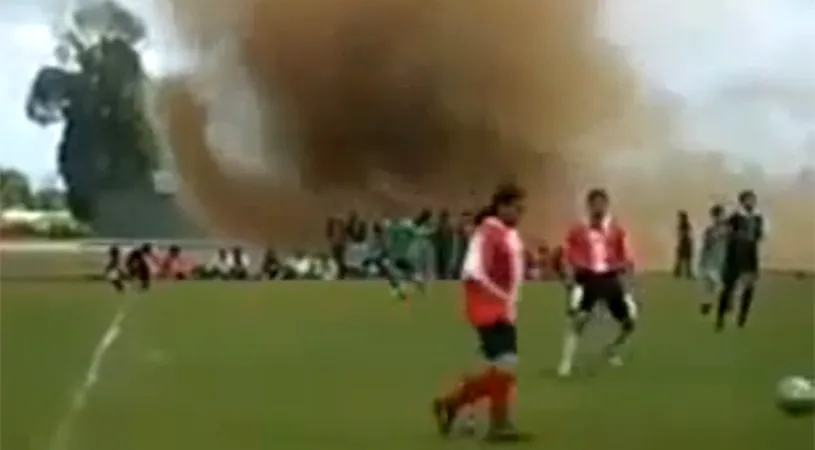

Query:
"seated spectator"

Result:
[[283, 251, 313, 280], [314, 253, 339, 280], [259, 249, 282, 279], [228, 246, 251, 280], [196, 248, 231, 279], [140, 243, 161, 276], [158, 245, 194, 280], [292, 251, 314, 279]]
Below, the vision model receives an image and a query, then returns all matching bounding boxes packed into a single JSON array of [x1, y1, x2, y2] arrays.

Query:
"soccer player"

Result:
[[673, 210, 694, 279], [381, 210, 432, 299], [104, 245, 126, 292], [715, 190, 764, 331], [433, 183, 528, 442], [698, 204, 729, 315], [125, 243, 152, 291], [557, 188, 636, 378]]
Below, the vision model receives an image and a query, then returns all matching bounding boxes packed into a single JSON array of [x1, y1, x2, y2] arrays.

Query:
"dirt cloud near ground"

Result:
[[154, 0, 813, 270]]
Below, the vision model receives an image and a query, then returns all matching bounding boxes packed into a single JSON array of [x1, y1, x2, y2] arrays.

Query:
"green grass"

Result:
[[1, 272, 813, 450]]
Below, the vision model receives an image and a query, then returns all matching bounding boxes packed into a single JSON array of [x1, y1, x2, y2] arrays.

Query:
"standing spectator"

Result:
[[450, 210, 474, 278], [410, 209, 435, 283], [344, 211, 371, 278], [536, 244, 552, 279], [259, 249, 282, 279], [674, 210, 694, 279], [345, 210, 368, 243], [326, 216, 346, 279], [432, 209, 456, 279], [228, 246, 251, 280]]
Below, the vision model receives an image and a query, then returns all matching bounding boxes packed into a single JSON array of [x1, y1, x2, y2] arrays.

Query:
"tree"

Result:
[[32, 187, 68, 211], [25, 0, 159, 223], [0, 168, 34, 209]]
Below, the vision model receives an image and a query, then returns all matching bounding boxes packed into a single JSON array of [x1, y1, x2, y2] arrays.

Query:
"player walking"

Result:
[[715, 190, 764, 331], [698, 204, 729, 314], [557, 188, 636, 377], [433, 183, 529, 442]]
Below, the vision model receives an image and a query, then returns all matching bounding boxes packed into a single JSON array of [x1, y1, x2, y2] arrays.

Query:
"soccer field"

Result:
[[1, 268, 813, 450]]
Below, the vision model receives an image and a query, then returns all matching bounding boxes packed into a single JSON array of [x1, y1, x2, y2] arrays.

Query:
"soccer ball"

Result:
[[776, 376, 815, 416]]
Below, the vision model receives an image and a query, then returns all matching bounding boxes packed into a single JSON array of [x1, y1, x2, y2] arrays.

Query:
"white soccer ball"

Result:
[[776, 376, 815, 416]]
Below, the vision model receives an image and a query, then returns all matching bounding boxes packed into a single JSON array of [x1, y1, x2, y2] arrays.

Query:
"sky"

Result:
[[0, 0, 813, 186]]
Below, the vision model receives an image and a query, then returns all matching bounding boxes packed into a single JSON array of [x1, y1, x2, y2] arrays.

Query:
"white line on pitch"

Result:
[[47, 299, 132, 450]]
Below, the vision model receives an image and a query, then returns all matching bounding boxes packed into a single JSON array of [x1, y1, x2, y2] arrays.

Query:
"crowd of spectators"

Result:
[[105, 209, 562, 282]]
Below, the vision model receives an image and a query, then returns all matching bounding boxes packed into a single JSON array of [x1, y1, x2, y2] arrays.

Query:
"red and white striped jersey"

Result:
[[563, 216, 632, 274], [460, 217, 525, 325]]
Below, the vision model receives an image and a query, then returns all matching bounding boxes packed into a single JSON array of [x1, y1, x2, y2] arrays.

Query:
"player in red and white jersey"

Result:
[[557, 188, 637, 377], [433, 183, 529, 442]]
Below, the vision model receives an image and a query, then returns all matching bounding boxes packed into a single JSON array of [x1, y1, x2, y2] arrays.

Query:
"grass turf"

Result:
[[1, 271, 813, 450]]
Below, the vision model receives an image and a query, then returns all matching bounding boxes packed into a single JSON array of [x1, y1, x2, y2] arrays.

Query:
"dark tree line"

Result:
[[25, 0, 160, 223], [0, 167, 67, 211]]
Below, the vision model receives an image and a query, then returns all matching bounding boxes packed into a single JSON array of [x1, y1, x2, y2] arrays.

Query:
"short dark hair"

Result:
[[415, 208, 432, 225], [710, 204, 724, 217], [490, 182, 526, 208], [586, 188, 609, 203], [474, 183, 525, 225], [738, 189, 756, 203]]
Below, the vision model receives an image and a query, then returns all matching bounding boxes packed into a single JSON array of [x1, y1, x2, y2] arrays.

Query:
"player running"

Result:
[[378, 210, 432, 300], [557, 188, 636, 378], [715, 190, 765, 331], [105, 243, 152, 293], [432, 183, 529, 442], [698, 204, 729, 315]]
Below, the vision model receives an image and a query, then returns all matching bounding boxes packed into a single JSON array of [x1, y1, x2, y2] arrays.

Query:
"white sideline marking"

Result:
[[47, 300, 131, 450]]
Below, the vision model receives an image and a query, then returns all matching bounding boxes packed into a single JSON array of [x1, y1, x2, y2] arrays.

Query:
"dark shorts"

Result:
[[723, 251, 759, 284], [573, 271, 634, 323], [127, 265, 151, 290], [475, 321, 517, 361], [392, 257, 415, 274]]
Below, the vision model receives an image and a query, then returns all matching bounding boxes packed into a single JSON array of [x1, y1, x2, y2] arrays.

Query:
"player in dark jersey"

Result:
[[124, 243, 152, 291], [104, 245, 126, 292], [715, 190, 764, 331], [673, 210, 694, 279]]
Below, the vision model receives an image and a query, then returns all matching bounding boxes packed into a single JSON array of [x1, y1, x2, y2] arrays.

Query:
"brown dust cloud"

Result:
[[154, 0, 814, 270]]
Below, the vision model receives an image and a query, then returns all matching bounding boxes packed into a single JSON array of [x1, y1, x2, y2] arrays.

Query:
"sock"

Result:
[[443, 368, 495, 411], [607, 322, 634, 356], [737, 285, 755, 327], [559, 329, 580, 372], [488, 370, 516, 426], [380, 264, 405, 297]]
